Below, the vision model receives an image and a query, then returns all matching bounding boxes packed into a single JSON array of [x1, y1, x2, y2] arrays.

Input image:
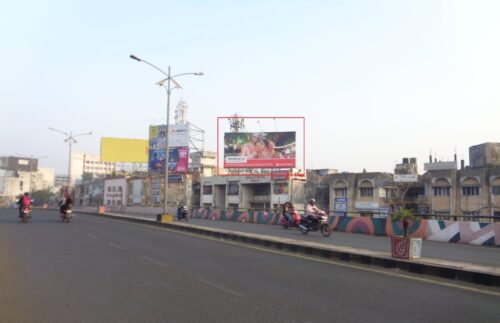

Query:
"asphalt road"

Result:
[[1, 208, 499, 323], [113, 212, 500, 267]]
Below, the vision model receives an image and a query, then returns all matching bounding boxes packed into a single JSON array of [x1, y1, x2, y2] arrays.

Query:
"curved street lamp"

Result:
[[49, 127, 92, 190], [130, 54, 203, 216]]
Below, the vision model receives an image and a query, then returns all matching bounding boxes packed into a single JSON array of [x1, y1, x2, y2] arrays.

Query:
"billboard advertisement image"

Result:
[[100, 137, 148, 163], [149, 147, 189, 173], [149, 124, 189, 149], [0, 156, 38, 172], [224, 131, 296, 168]]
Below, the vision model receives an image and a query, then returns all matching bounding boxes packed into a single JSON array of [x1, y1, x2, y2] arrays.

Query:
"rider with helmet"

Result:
[[306, 198, 325, 224]]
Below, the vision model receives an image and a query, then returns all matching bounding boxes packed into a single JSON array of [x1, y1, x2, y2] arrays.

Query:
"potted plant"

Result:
[[390, 208, 422, 259]]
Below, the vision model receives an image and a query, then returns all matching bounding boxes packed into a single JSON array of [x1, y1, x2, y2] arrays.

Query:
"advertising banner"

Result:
[[0, 156, 38, 172], [100, 137, 148, 163], [149, 147, 189, 173], [334, 197, 348, 216], [149, 124, 189, 149], [132, 179, 142, 204], [224, 131, 296, 168]]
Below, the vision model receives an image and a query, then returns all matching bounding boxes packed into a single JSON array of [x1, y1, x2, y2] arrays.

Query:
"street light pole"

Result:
[[49, 127, 92, 191], [130, 54, 203, 216]]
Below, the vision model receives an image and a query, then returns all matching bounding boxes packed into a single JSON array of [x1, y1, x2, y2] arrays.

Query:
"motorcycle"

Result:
[[298, 212, 332, 237], [280, 211, 301, 229], [61, 208, 73, 223], [21, 206, 31, 223], [177, 206, 189, 221]]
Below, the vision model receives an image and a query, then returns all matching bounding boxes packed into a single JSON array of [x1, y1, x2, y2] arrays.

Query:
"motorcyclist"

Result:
[[306, 198, 325, 224], [177, 201, 189, 221], [58, 192, 73, 217], [17, 192, 32, 218]]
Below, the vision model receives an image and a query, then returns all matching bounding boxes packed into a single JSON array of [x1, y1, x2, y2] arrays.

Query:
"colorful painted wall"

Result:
[[191, 208, 500, 247]]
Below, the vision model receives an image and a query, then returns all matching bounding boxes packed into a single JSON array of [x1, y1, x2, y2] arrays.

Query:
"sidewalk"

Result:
[[104, 212, 500, 268]]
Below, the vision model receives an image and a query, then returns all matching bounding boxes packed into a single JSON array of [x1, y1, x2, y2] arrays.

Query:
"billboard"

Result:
[[224, 131, 296, 168], [149, 147, 189, 173], [0, 156, 38, 172], [100, 138, 148, 163], [149, 124, 189, 149]]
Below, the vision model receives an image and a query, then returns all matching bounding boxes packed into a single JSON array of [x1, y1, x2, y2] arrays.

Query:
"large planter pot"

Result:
[[391, 236, 422, 259]]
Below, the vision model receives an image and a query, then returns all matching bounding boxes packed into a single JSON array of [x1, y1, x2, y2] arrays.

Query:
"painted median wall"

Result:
[[191, 208, 500, 247]]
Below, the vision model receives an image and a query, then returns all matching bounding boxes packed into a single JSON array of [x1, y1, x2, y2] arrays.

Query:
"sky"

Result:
[[1, 0, 499, 175]]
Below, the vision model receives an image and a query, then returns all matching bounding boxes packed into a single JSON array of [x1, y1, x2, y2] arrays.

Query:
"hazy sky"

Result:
[[1, 0, 499, 175]]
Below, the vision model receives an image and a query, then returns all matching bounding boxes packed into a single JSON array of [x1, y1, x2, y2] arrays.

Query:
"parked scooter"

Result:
[[298, 212, 332, 237]]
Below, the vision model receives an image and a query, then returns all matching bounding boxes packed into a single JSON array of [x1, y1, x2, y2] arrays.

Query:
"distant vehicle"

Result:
[[21, 206, 31, 223], [61, 208, 73, 223]]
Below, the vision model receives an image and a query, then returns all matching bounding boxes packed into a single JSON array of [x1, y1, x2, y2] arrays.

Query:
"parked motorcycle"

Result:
[[61, 208, 73, 223], [21, 206, 31, 223], [298, 213, 332, 237], [280, 211, 301, 229]]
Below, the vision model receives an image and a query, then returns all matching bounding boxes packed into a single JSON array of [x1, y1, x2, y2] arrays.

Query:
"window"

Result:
[[360, 187, 373, 197], [433, 187, 450, 196], [334, 188, 347, 197], [112, 186, 116, 192], [107, 200, 111, 205], [202, 185, 213, 195], [254, 184, 271, 196], [107, 186, 111, 192], [227, 182, 239, 196], [492, 186, 500, 195], [462, 186, 479, 196], [117, 200, 122, 206], [118, 186, 122, 192]]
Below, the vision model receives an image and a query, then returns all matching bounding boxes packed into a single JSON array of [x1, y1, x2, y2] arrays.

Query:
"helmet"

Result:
[[309, 198, 316, 204]]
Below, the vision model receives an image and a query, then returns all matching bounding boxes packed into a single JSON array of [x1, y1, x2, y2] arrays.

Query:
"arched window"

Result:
[[334, 180, 347, 197], [359, 180, 373, 197], [433, 178, 450, 196], [492, 178, 500, 195], [462, 178, 479, 196]]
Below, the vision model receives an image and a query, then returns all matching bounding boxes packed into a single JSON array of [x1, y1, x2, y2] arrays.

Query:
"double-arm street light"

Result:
[[130, 54, 203, 216], [49, 127, 92, 190]]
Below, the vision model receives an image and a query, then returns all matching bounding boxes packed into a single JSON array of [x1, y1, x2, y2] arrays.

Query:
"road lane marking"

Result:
[[87, 233, 98, 240], [72, 227, 81, 232], [141, 256, 167, 267], [120, 220, 500, 298], [197, 279, 243, 297], [108, 242, 126, 250]]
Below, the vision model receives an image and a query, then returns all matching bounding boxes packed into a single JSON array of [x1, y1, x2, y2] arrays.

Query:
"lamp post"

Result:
[[130, 54, 203, 216], [49, 127, 92, 191]]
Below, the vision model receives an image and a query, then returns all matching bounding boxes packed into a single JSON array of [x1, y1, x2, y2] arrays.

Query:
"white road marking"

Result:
[[197, 278, 243, 297], [103, 218, 500, 298], [87, 233, 98, 240], [141, 256, 167, 267], [108, 242, 126, 250]]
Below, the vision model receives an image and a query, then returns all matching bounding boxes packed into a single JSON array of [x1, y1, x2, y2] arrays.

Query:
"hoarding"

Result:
[[424, 162, 457, 171], [149, 147, 189, 173], [149, 124, 189, 149], [334, 197, 348, 215], [0, 156, 38, 172], [224, 131, 296, 168], [100, 137, 148, 163], [393, 174, 418, 183]]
